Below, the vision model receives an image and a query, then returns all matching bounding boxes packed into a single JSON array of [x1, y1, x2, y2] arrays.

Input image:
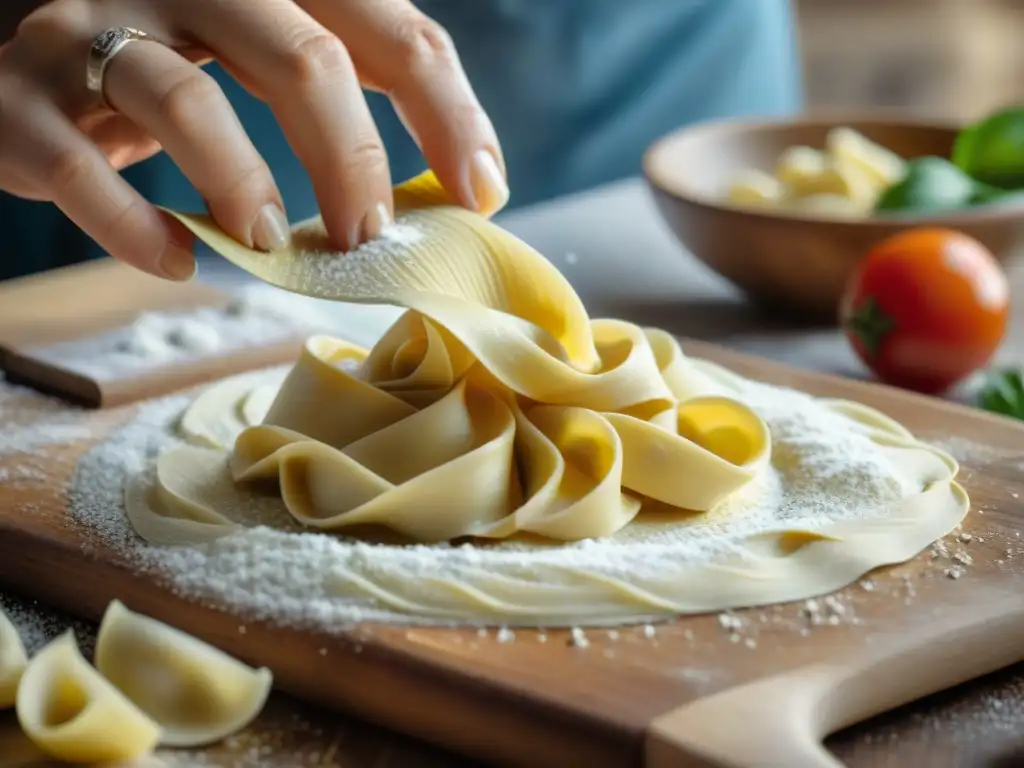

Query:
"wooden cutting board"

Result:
[[1, 340, 1022, 767], [0, 259, 305, 407]]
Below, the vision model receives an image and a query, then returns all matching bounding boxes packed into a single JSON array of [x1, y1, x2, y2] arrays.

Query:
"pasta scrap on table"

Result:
[[0, 599, 271, 764]]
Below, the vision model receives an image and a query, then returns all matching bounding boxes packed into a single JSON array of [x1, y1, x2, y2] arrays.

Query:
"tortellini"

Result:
[[0, 607, 27, 709], [0, 601, 273, 763], [95, 600, 272, 747], [726, 126, 908, 218], [16, 631, 162, 763]]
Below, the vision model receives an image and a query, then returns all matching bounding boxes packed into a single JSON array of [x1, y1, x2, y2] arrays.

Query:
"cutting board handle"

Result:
[[647, 594, 1024, 767], [816, 595, 1024, 737]]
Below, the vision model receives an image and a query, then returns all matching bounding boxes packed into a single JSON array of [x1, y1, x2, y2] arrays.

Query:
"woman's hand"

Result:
[[0, 0, 507, 280]]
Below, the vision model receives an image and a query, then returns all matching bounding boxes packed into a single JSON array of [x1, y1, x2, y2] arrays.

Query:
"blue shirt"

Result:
[[1, 0, 800, 280]]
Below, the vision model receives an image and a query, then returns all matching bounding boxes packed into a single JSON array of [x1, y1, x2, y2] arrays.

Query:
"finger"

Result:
[[182, 0, 392, 251], [0, 169, 45, 201], [103, 40, 290, 252], [306, 0, 508, 216], [1, 84, 195, 280], [88, 114, 163, 169]]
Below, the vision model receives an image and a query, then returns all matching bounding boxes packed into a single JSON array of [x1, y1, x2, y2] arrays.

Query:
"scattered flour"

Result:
[[0, 421, 95, 458], [930, 436, 1024, 472], [0, 465, 46, 483], [495, 627, 515, 644], [24, 284, 337, 383], [568, 627, 590, 649], [63, 375, 912, 632], [0, 380, 96, 459], [0, 593, 95, 657], [853, 671, 1024, 751]]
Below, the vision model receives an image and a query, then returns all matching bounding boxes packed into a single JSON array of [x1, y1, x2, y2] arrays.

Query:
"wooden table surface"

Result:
[[2, 177, 1024, 767]]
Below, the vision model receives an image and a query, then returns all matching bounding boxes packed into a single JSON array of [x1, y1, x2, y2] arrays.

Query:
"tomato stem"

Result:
[[846, 297, 895, 359]]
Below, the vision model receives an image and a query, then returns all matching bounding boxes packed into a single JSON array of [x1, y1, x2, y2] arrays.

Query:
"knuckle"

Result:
[[95, 196, 146, 242], [156, 71, 222, 125], [46, 146, 92, 193], [15, 0, 86, 52], [450, 102, 488, 133], [392, 16, 457, 73], [342, 137, 388, 178], [16, 5, 65, 42], [212, 161, 273, 203], [283, 32, 351, 85]]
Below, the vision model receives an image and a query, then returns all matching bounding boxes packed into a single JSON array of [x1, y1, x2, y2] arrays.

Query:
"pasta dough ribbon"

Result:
[[158, 172, 773, 542]]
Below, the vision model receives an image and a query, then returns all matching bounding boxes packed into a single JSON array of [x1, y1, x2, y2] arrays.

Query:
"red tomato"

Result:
[[840, 228, 1009, 395]]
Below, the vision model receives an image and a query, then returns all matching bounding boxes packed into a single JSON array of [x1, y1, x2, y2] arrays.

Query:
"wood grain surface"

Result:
[[1, 340, 1023, 767]]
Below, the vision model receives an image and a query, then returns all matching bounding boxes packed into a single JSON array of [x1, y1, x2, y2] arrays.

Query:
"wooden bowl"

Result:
[[643, 116, 1024, 322]]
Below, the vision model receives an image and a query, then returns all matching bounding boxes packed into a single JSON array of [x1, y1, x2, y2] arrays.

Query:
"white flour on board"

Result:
[[930, 436, 1024, 472], [0, 465, 46, 483], [0, 594, 96, 658], [0, 379, 96, 459], [63, 371, 910, 632], [19, 231, 422, 384], [23, 283, 338, 383]]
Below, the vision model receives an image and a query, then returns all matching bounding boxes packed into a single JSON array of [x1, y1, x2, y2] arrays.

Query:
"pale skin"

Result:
[[0, 0, 509, 281]]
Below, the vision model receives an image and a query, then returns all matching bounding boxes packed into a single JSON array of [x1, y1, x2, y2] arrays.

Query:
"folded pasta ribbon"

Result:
[[158, 172, 772, 543]]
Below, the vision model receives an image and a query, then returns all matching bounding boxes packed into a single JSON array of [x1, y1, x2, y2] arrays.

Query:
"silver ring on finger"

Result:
[[85, 27, 159, 108]]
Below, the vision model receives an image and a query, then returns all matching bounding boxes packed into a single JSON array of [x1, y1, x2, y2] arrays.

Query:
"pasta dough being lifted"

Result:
[[119, 171, 970, 624], [152, 172, 777, 543]]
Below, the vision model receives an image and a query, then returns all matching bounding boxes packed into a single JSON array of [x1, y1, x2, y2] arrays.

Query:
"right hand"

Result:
[[0, 0, 508, 280]]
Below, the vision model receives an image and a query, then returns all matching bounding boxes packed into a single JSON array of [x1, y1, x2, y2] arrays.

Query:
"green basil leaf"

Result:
[[953, 107, 1024, 190], [978, 369, 1024, 420]]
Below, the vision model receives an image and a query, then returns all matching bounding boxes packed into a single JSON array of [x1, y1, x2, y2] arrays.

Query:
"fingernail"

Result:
[[252, 203, 291, 252], [360, 202, 392, 243], [158, 245, 196, 282], [468, 149, 509, 216]]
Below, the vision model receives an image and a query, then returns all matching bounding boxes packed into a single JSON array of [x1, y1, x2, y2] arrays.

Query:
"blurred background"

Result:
[[796, 0, 1022, 118]]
